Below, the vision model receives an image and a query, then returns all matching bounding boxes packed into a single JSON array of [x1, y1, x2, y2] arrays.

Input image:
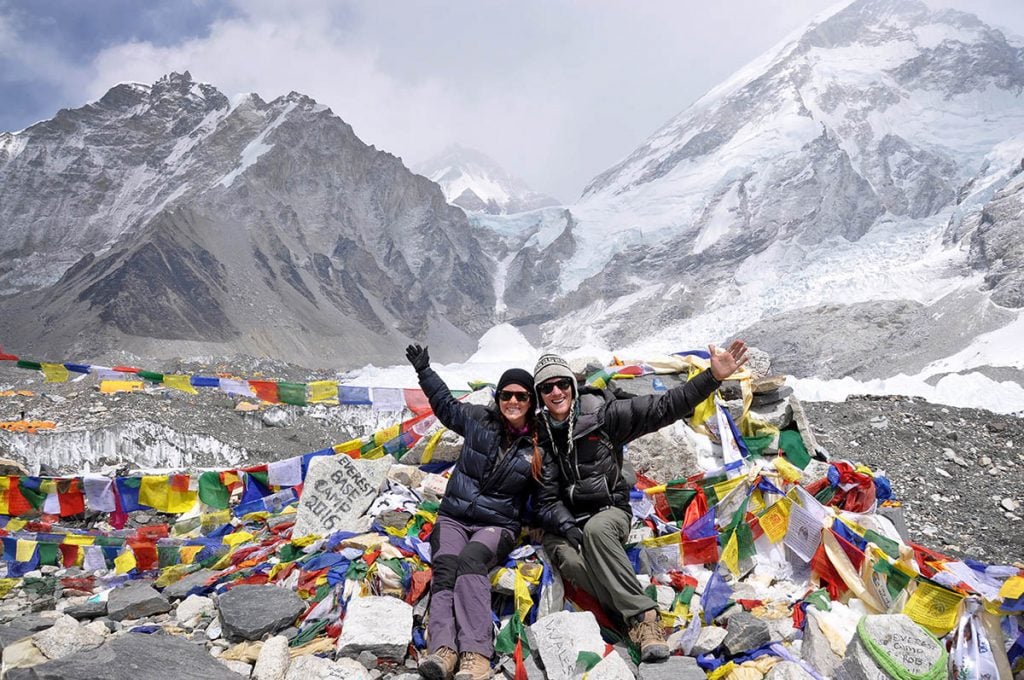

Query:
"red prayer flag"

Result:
[[112, 365, 140, 374], [248, 380, 280, 403], [810, 543, 847, 600], [58, 544, 80, 567], [403, 389, 432, 416], [681, 535, 719, 565], [128, 541, 158, 571]]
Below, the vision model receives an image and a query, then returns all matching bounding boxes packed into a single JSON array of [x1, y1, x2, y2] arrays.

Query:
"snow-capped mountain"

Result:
[[0, 73, 492, 368], [474, 0, 1024, 381], [413, 145, 560, 215]]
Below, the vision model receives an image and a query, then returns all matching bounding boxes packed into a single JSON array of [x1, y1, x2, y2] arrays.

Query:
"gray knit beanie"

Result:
[[533, 354, 578, 397]]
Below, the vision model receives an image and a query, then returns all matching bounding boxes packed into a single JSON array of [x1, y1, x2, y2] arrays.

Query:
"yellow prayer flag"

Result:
[[180, 546, 204, 564], [139, 475, 170, 511], [421, 428, 446, 464], [163, 374, 198, 394], [904, 580, 965, 636], [759, 498, 791, 543], [722, 531, 740, 577], [774, 457, 802, 484], [154, 564, 192, 588], [15, 539, 36, 563], [333, 438, 363, 455], [222, 531, 254, 547], [0, 477, 9, 515], [4, 517, 26, 533], [640, 532, 682, 548], [0, 579, 19, 598], [749, 489, 766, 514], [114, 548, 137, 574], [711, 475, 746, 503], [999, 575, 1024, 600], [374, 424, 401, 447], [40, 479, 57, 495], [99, 380, 144, 394], [708, 661, 736, 680], [63, 534, 95, 546], [307, 380, 339, 404], [362, 446, 385, 460], [41, 363, 69, 383]]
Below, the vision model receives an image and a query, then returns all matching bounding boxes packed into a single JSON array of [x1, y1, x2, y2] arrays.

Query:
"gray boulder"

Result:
[[336, 596, 412, 661], [638, 655, 705, 680], [162, 569, 216, 601], [106, 582, 171, 621], [4, 632, 246, 679], [834, 614, 945, 680], [721, 610, 771, 656], [218, 585, 306, 642]]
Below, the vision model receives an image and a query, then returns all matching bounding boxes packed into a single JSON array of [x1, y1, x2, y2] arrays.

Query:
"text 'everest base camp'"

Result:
[[0, 0, 1023, 679]]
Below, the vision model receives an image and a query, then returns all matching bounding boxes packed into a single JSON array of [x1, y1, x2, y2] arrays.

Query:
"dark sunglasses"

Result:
[[498, 390, 531, 403], [538, 377, 573, 395]]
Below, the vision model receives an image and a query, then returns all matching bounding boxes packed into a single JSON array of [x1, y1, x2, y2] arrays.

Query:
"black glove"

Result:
[[565, 526, 584, 551], [405, 344, 430, 372]]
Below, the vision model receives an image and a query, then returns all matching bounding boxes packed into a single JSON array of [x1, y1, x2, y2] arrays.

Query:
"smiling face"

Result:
[[497, 386, 532, 429], [538, 377, 574, 421]]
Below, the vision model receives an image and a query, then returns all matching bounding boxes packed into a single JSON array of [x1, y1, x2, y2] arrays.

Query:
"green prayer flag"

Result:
[[37, 542, 59, 567], [198, 471, 230, 510], [138, 370, 164, 383], [575, 652, 602, 672], [663, 487, 697, 523], [779, 430, 811, 469], [158, 546, 180, 568], [805, 588, 832, 612], [289, 618, 329, 647], [278, 382, 307, 406], [16, 359, 42, 371], [741, 433, 775, 458], [494, 613, 531, 657], [18, 480, 46, 510], [864, 530, 900, 560]]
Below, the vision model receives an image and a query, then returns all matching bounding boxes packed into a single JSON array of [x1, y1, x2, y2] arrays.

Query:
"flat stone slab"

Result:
[[336, 596, 412, 661], [106, 582, 171, 621], [587, 652, 634, 680], [527, 611, 606, 680], [4, 632, 246, 679], [162, 569, 216, 601], [218, 585, 306, 642], [292, 456, 392, 538], [63, 600, 107, 621], [638, 655, 705, 680]]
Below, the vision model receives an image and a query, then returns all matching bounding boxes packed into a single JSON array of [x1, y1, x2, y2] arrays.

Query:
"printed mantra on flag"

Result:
[[305, 462, 376, 533]]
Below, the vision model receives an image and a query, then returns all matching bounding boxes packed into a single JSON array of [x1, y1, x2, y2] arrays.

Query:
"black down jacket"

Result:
[[536, 369, 720, 536], [417, 366, 536, 533]]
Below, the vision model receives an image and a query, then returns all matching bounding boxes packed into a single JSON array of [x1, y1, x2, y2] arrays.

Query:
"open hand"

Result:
[[708, 340, 748, 381], [405, 344, 430, 372]]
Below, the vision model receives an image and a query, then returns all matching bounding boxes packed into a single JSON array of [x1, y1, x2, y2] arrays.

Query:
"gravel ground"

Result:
[[802, 395, 1024, 568]]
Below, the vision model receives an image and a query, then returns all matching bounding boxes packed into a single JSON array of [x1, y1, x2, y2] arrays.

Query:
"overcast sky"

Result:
[[3, 0, 1023, 201]]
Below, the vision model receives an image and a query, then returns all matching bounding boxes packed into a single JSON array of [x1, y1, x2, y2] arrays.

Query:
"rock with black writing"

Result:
[[527, 611, 606, 680], [292, 455, 393, 538], [834, 614, 944, 680]]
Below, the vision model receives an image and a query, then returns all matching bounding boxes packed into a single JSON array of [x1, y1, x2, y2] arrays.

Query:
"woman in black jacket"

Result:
[[406, 344, 537, 680]]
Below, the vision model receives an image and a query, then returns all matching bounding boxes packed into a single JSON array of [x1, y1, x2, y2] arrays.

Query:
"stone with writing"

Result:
[[292, 455, 393, 538], [527, 611, 606, 680], [834, 614, 944, 680]]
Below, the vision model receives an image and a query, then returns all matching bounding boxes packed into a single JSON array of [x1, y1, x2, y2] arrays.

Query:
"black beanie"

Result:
[[496, 368, 534, 397]]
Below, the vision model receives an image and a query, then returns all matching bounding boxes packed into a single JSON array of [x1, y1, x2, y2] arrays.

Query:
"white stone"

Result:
[[835, 614, 943, 679], [527, 611, 606, 680], [219, 658, 253, 676], [292, 456, 392, 538], [285, 654, 370, 680], [31, 614, 105, 660], [336, 595, 413, 660], [587, 651, 635, 680], [690, 625, 728, 656], [253, 635, 291, 680], [765, 660, 816, 679], [206, 617, 223, 640], [1002, 498, 1019, 512], [176, 594, 215, 625]]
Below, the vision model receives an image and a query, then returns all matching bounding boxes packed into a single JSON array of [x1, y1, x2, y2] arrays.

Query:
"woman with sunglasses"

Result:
[[531, 342, 748, 663], [406, 344, 538, 680]]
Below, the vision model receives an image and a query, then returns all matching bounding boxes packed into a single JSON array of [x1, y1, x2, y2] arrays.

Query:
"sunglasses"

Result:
[[538, 378, 573, 395], [498, 390, 531, 403]]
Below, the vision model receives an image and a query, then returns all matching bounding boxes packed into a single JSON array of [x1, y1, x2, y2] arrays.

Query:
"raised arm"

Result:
[[406, 344, 490, 438], [604, 340, 748, 445]]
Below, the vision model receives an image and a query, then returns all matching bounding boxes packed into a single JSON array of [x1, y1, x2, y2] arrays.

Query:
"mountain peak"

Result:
[[414, 145, 560, 215]]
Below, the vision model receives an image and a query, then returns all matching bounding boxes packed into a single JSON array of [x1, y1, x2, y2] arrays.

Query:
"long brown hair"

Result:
[[530, 430, 543, 481]]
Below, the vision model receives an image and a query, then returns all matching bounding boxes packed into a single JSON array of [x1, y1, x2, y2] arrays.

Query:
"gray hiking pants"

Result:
[[542, 506, 656, 621]]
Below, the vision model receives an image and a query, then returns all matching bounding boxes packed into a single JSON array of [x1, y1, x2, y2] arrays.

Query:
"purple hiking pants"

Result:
[[427, 515, 514, 656]]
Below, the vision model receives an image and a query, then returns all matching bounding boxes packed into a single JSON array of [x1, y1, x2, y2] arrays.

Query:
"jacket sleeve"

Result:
[[416, 366, 491, 439], [535, 448, 577, 536], [603, 369, 721, 446]]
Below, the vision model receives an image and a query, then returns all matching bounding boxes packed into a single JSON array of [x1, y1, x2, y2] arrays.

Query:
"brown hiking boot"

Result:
[[454, 651, 493, 680], [628, 609, 670, 662], [419, 646, 458, 680]]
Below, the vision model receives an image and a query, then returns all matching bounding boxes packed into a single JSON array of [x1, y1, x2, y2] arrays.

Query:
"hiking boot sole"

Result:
[[640, 643, 671, 662]]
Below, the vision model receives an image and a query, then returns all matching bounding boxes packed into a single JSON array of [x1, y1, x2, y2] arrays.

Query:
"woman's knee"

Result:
[[455, 541, 494, 577]]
